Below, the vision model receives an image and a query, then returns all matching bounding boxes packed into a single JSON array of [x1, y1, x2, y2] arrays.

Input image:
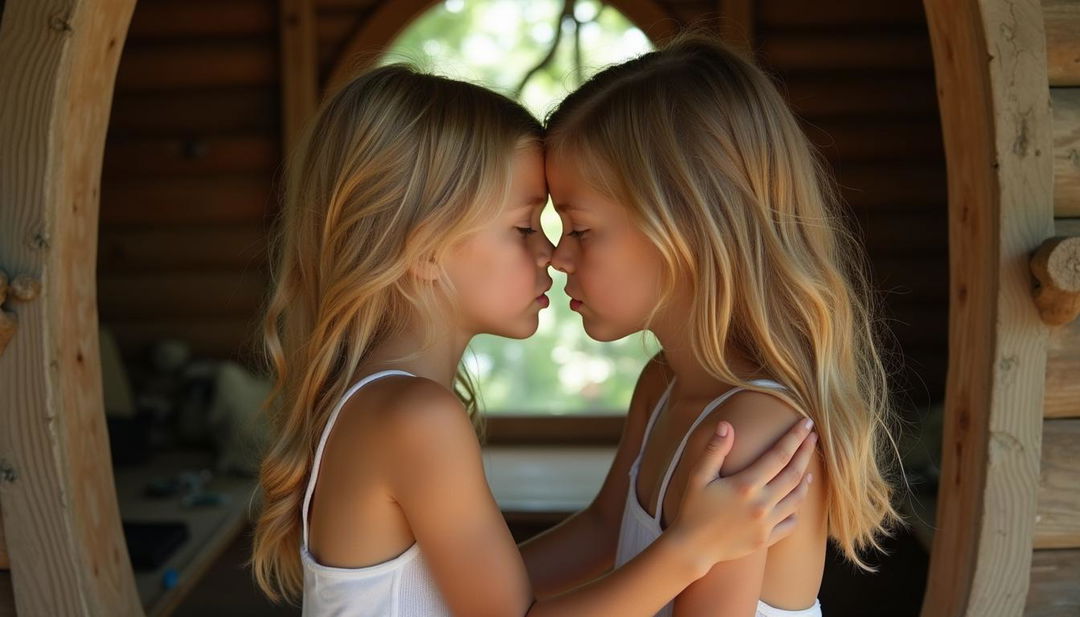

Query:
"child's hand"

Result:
[[667, 418, 817, 575]]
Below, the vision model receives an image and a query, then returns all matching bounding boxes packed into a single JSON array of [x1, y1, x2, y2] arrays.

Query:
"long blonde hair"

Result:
[[546, 33, 903, 570], [249, 64, 542, 604]]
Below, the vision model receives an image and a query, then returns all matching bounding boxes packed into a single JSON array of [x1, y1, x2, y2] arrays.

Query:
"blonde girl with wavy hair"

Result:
[[520, 33, 902, 616], [248, 63, 818, 617]]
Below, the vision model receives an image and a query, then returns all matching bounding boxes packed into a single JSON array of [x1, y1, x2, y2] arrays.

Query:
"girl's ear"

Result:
[[408, 256, 441, 282]]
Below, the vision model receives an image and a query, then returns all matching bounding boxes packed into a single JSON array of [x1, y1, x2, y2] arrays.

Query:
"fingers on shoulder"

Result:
[[696, 390, 808, 477]]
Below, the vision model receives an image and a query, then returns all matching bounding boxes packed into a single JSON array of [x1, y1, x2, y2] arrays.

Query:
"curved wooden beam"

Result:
[[0, 0, 142, 614], [920, 0, 1053, 615], [324, 0, 679, 98]]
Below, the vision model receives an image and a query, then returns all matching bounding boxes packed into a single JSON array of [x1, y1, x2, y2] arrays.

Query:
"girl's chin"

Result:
[[579, 312, 644, 342], [493, 316, 541, 340], [580, 319, 626, 343]]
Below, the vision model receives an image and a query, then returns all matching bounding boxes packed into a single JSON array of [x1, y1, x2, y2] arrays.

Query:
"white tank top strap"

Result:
[[652, 378, 789, 523], [301, 369, 415, 548]]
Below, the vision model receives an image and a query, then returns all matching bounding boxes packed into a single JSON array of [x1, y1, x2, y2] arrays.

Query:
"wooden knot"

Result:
[[1030, 236, 1080, 326], [0, 269, 43, 357]]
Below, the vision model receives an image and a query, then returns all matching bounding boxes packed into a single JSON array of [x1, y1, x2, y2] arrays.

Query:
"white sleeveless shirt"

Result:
[[300, 370, 452, 617], [615, 378, 824, 617]]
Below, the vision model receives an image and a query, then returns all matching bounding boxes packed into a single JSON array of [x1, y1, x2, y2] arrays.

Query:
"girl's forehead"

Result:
[[546, 152, 608, 206], [543, 149, 585, 187]]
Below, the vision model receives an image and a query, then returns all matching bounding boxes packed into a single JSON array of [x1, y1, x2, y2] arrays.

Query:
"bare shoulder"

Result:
[[627, 351, 675, 426], [669, 388, 828, 609], [307, 376, 475, 565], [665, 384, 825, 527], [327, 375, 478, 479], [707, 388, 808, 477], [356, 375, 475, 453]]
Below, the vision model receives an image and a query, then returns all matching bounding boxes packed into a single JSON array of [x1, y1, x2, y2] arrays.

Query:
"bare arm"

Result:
[[384, 379, 816, 617], [664, 393, 828, 617], [520, 354, 672, 597]]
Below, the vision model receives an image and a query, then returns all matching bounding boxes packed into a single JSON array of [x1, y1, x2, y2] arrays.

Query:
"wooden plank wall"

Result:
[[1028, 1, 1080, 615], [100, 0, 281, 364], [752, 0, 948, 410], [314, 0, 381, 85]]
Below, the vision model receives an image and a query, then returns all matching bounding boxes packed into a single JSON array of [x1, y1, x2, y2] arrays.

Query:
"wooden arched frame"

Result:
[[919, 1, 1052, 614], [0, 0, 1054, 615], [0, 0, 142, 614]]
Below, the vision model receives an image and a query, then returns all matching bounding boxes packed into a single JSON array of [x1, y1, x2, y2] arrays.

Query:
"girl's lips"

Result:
[[569, 299, 583, 311], [536, 294, 550, 308]]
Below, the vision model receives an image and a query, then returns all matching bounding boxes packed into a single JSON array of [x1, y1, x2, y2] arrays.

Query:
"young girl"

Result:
[[521, 33, 902, 616], [248, 64, 818, 616]]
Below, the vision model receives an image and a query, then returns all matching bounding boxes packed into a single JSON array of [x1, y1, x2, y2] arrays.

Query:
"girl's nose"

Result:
[[550, 241, 574, 274], [535, 235, 555, 268]]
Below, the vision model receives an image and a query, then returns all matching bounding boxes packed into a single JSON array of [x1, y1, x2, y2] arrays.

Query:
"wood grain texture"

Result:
[[280, 0, 318, 152], [758, 0, 925, 28], [1026, 548, 1080, 616], [97, 271, 269, 320], [103, 135, 279, 177], [0, 498, 6, 570], [1045, 218, 1080, 418], [760, 31, 934, 72], [100, 176, 274, 226], [98, 225, 269, 272], [1035, 419, 1080, 548], [1043, 0, 1080, 86], [108, 319, 265, 362], [0, 0, 144, 614], [1045, 307, 1080, 418], [115, 41, 277, 91], [922, 0, 1054, 616], [1053, 88, 1080, 216], [126, 0, 276, 40], [720, 0, 754, 49]]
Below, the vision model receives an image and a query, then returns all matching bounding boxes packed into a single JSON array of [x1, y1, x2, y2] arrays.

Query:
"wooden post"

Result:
[[279, 0, 318, 155], [0, 0, 143, 615], [719, 0, 754, 52], [921, 0, 1053, 615]]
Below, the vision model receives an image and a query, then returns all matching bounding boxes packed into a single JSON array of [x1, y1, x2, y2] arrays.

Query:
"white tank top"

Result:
[[300, 370, 452, 617], [615, 378, 824, 617]]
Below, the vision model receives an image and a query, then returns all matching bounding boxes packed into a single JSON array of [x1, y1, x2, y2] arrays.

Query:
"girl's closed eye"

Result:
[[516, 226, 538, 236], [566, 228, 588, 239]]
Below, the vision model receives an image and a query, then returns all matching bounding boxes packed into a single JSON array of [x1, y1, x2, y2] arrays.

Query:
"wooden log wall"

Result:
[[1028, 1, 1080, 615], [752, 0, 948, 408], [99, 0, 281, 364]]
